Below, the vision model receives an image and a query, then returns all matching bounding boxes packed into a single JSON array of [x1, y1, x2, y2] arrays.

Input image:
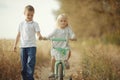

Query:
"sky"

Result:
[[0, 0, 59, 39]]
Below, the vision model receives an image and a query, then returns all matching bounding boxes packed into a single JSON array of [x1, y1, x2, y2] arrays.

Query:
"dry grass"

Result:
[[0, 39, 120, 80], [77, 39, 120, 80], [0, 39, 50, 80], [0, 39, 21, 80]]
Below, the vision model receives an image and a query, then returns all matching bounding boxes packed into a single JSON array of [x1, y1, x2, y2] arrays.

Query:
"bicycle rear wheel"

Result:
[[58, 63, 63, 80]]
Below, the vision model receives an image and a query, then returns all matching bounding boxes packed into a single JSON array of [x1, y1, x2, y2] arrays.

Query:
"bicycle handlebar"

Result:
[[50, 38, 66, 41]]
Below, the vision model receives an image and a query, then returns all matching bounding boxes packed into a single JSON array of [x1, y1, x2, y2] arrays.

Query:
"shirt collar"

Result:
[[24, 20, 33, 24]]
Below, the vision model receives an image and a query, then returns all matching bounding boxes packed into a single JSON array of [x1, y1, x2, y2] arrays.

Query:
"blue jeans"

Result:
[[20, 47, 36, 80]]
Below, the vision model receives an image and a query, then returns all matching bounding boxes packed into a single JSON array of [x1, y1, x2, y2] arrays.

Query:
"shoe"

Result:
[[64, 60, 70, 69], [48, 72, 55, 78]]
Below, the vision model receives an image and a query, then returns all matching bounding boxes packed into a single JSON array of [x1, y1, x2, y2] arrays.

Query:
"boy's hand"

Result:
[[13, 32, 20, 52], [13, 45, 17, 52]]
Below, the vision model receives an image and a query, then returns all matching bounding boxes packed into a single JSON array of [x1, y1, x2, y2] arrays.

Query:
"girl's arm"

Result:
[[68, 27, 77, 41], [13, 32, 20, 52], [43, 28, 57, 40]]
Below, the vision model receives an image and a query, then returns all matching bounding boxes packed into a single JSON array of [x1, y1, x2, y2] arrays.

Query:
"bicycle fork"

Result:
[[55, 61, 65, 78]]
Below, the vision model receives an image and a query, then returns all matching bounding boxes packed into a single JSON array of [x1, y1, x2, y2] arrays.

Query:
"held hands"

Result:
[[38, 36, 43, 40], [42, 37, 47, 40], [38, 36, 47, 40]]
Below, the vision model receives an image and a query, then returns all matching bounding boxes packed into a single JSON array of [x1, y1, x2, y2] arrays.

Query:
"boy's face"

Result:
[[24, 10, 34, 21], [59, 17, 68, 28]]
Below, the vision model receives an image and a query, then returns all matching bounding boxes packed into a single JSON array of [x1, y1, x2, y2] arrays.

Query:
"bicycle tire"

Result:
[[58, 63, 63, 80]]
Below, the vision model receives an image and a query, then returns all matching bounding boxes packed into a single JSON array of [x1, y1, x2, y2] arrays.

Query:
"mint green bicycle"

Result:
[[49, 38, 72, 80]]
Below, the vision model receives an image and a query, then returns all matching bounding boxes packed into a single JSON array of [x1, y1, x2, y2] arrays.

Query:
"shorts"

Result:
[[50, 48, 70, 60]]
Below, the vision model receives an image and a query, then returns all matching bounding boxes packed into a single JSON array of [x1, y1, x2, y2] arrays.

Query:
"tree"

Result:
[[54, 0, 120, 38]]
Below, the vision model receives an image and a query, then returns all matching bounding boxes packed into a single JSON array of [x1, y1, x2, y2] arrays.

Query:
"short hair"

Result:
[[24, 5, 34, 12]]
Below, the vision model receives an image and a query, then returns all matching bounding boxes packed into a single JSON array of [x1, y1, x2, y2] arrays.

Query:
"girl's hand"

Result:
[[70, 38, 77, 41]]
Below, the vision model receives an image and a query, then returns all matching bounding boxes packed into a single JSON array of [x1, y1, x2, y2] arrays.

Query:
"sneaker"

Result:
[[64, 60, 70, 69], [48, 72, 55, 78]]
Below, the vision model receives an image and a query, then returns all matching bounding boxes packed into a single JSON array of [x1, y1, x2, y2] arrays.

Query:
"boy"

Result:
[[13, 5, 42, 80]]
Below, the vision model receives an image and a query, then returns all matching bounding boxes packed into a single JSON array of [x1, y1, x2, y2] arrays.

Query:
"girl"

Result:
[[44, 14, 76, 78]]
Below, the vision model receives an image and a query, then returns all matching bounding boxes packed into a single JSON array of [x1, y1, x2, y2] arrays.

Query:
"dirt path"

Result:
[[35, 48, 82, 80]]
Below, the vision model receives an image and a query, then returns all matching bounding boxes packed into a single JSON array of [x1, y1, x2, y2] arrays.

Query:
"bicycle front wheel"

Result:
[[58, 63, 64, 80]]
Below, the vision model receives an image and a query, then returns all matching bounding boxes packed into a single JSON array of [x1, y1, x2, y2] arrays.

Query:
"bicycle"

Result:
[[49, 38, 72, 80]]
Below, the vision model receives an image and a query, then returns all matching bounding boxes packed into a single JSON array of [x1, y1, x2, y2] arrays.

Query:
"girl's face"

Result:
[[59, 17, 68, 28], [24, 10, 34, 21]]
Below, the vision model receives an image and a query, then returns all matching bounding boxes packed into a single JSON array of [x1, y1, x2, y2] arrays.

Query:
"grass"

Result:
[[0, 39, 120, 80], [0, 39, 50, 80], [76, 38, 120, 80], [0, 39, 21, 80]]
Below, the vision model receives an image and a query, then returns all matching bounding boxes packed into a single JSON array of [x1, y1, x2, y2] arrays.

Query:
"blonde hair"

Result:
[[56, 13, 69, 28], [24, 5, 34, 13]]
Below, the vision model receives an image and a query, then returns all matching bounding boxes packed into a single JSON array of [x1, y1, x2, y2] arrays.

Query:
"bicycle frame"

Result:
[[50, 38, 69, 80], [54, 48, 69, 80], [55, 60, 65, 78]]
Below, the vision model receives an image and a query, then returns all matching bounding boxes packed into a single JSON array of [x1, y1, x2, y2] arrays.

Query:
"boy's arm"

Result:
[[13, 32, 20, 52], [36, 31, 43, 40]]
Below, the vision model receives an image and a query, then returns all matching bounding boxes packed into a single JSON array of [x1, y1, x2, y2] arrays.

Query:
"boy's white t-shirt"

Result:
[[18, 20, 40, 48], [46, 26, 75, 60]]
